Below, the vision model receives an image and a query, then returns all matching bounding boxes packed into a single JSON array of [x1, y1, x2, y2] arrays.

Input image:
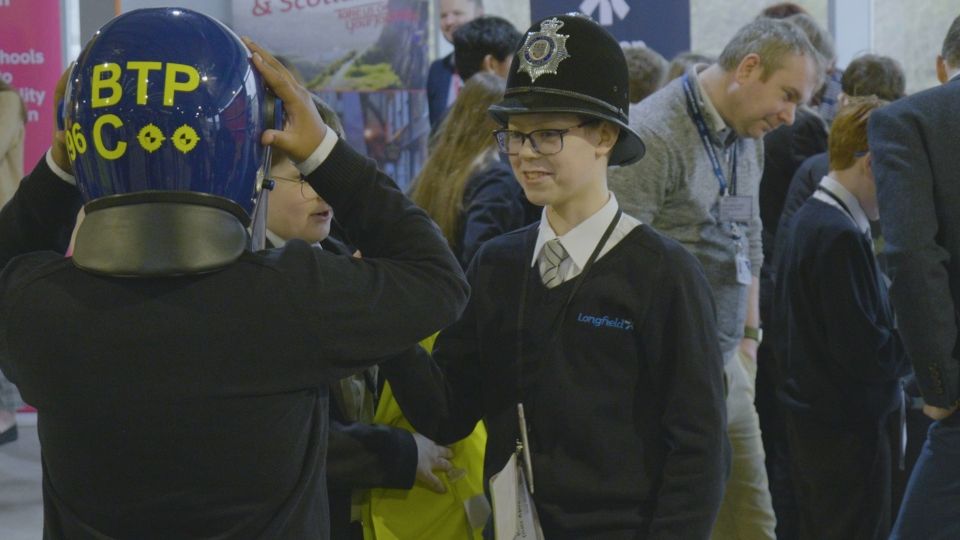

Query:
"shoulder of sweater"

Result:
[[470, 222, 536, 265]]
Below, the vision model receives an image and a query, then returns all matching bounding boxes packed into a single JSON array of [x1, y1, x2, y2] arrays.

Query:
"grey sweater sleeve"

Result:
[[608, 126, 678, 224]]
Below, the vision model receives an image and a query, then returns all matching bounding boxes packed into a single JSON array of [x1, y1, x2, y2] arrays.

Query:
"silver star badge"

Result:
[[518, 18, 570, 83]]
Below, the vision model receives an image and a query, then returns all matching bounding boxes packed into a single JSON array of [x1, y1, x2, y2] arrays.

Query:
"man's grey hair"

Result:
[[718, 18, 826, 88], [942, 14, 960, 69]]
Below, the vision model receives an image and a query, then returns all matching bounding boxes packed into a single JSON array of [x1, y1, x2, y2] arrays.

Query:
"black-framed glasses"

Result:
[[271, 174, 316, 200], [493, 119, 599, 156]]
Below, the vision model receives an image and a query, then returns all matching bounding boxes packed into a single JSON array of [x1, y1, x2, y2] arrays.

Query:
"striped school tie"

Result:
[[540, 238, 568, 288]]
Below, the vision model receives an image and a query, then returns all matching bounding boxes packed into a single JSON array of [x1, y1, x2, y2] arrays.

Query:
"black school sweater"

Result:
[[0, 140, 468, 539], [385, 223, 728, 539]]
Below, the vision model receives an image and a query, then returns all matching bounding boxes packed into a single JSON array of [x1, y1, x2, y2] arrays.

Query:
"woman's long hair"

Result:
[[410, 72, 505, 246], [0, 80, 26, 123]]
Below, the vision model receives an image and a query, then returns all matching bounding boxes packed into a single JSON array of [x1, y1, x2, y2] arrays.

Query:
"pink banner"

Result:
[[0, 0, 63, 168]]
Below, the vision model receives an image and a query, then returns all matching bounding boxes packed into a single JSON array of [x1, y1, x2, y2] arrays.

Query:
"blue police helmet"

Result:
[[63, 7, 267, 220]]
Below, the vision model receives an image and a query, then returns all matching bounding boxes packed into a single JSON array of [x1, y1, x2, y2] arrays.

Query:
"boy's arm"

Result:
[[648, 248, 728, 537], [378, 256, 488, 446], [326, 420, 417, 490]]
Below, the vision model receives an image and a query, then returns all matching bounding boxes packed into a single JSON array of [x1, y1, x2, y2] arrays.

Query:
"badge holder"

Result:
[[490, 403, 544, 540]]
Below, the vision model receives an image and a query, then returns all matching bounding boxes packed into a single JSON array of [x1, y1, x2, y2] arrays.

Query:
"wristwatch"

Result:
[[743, 326, 763, 344]]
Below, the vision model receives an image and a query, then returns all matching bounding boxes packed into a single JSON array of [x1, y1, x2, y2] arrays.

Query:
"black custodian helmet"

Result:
[[488, 13, 645, 166]]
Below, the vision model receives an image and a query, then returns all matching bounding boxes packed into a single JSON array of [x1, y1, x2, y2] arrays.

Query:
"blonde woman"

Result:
[[0, 80, 25, 445], [411, 72, 538, 267]]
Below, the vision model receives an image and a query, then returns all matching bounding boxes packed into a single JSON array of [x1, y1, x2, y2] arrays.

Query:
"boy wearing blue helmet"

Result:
[[383, 13, 728, 538], [0, 8, 466, 539]]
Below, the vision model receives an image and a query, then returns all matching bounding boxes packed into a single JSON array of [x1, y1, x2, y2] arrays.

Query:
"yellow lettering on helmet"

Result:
[[126, 61, 163, 105], [163, 63, 200, 107], [91, 63, 122, 108], [93, 114, 127, 160]]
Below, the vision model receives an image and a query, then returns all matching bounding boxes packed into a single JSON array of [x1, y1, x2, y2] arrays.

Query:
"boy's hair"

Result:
[[828, 96, 887, 171], [841, 54, 906, 101], [623, 46, 667, 103], [718, 18, 825, 86], [409, 72, 504, 246], [452, 16, 521, 82], [942, 14, 960, 69]]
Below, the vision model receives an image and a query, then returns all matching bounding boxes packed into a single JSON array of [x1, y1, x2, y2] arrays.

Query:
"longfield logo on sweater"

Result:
[[576, 312, 634, 331]]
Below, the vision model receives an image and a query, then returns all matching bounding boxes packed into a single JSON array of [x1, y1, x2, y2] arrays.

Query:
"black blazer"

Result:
[[869, 77, 960, 408]]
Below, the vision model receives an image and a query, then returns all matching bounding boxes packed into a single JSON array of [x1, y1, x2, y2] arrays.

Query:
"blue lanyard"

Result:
[[682, 73, 737, 196]]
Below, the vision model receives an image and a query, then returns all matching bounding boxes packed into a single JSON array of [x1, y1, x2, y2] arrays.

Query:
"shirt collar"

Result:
[[264, 229, 324, 251], [816, 176, 871, 234], [531, 193, 620, 269], [691, 65, 735, 145], [265, 229, 287, 248]]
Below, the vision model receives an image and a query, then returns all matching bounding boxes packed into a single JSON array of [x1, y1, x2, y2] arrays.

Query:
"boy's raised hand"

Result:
[[243, 38, 328, 163]]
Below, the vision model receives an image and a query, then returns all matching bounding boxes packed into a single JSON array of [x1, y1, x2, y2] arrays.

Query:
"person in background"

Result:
[[623, 45, 668, 104], [609, 18, 825, 539], [427, 0, 483, 129], [772, 97, 911, 540], [452, 16, 520, 82], [0, 80, 26, 446], [411, 72, 538, 268], [872, 14, 960, 539], [665, 51, 715, 82], [777, 53, 906, 235]]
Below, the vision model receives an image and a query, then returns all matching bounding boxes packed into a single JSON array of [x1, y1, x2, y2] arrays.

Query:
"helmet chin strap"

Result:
[[249, 94, 284, 251], [249, 179, 271, 251]]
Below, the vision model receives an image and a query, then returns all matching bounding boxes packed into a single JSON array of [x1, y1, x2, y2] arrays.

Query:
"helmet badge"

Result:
[[518, 17, 570, 83]]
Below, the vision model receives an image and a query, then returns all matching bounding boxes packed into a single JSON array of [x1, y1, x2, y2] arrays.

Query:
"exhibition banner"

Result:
[[529, 0, 690, 60], [233, 0, 429, 190], [0, 0, 64, 167]]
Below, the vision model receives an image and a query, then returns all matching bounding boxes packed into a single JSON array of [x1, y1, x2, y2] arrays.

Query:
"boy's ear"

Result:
[[594, 122, 619, 159]]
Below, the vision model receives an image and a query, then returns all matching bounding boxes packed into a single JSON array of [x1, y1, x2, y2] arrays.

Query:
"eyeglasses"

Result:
[[271, 174, 316, 200], [492, 119, 599, 156]]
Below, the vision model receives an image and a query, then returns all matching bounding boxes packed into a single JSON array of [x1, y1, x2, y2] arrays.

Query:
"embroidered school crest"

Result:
[[517, 17, 570, 83]]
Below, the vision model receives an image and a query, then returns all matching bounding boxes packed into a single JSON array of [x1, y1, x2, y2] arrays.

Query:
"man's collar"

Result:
[[531, 193, 619, 269], [816, 176, 871, 234], [265, 229, 286, 249]]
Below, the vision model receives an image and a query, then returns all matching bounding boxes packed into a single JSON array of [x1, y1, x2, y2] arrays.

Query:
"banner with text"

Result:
[[529, 0, 689, 60], [233, 0, 429, 190], [0, 0, 63, 168]]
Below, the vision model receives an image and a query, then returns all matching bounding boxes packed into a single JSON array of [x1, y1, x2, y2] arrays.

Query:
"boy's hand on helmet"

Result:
[[51, 65, 73, 175], [243, 38, 328, 162]]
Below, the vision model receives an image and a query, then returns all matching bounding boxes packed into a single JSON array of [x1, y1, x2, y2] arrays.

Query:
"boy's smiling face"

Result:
[[506, 112, 614, 210]]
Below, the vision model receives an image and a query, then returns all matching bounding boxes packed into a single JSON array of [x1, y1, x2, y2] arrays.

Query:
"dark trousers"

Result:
[[784, 411, 892, 540], [755, 340, 797, 540], [890, 412, 960, 540]]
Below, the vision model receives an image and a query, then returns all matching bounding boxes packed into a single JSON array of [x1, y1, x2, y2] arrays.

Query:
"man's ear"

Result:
[[735, 53, 762, 84]]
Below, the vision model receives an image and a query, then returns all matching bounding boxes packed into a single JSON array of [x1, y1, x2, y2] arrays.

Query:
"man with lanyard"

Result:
[[610, 18, 823, 539], [385, 13, 728, 538]]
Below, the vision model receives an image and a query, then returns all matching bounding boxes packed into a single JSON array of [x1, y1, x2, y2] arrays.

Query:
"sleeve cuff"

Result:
[[46, 150, 76, 186], [295, 129, 340, 177]]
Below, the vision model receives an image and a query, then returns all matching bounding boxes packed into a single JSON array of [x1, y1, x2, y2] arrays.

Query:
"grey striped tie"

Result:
[[540, 238, 568, 288]]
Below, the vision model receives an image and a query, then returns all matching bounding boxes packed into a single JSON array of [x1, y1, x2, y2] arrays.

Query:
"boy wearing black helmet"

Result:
[[385, 13, 728, 538]]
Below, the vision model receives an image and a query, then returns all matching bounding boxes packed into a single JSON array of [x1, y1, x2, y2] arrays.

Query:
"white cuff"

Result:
[[295, 129, 340, 177], [46, 149, 76, 186]]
